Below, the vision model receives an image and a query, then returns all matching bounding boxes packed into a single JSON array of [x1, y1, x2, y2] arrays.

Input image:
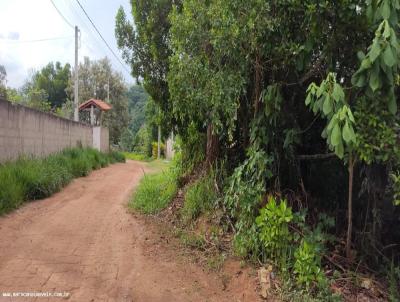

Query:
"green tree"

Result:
[[127, 85, 149, 136], [31, 62, 71, 109], [69, 57, 130, 145], [115, 0, 176, 130]]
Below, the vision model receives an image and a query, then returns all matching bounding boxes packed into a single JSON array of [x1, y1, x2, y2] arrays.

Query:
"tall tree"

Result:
[[32, 62, 71, 109], [127, 85, 149, 136], [115, 1, 176, 131]]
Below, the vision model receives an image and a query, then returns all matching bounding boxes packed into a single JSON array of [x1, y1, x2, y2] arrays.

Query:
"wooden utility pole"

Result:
[[74, 26, 79, 122], [157, 125, 161, 159], [107, 78, 110, 102]]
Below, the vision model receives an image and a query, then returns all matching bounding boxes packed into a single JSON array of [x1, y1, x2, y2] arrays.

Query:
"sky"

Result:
[[0, 0, 133, 88]]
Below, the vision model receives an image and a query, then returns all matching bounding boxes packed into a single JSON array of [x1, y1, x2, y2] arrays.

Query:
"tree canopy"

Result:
[[69, 57, 130, 145], [117, 0, 400, 297]]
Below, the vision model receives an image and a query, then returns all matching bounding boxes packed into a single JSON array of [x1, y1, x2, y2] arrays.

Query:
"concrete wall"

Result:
[[93, 126, 109, 153], [0, 98, 95, 162]]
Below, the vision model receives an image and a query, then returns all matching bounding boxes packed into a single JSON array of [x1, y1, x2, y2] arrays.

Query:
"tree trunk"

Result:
[[206, 123, 219, 165], [346, 154, 355, 259]]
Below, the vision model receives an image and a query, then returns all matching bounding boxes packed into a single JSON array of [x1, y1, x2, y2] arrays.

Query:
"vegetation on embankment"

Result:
[[0, 148, 125, 215], [129, 159, 177, 214], [116, 1, 400, 300]]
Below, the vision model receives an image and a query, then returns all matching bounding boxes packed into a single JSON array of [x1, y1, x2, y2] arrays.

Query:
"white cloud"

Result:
[[0, 0, 132, 88]]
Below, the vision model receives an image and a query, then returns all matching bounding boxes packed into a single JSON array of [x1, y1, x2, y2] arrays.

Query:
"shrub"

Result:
[[129, 170, 177, 214], [256, 197, 294, 267], [294, 239, 326, 288], [122, 152, 150, 161], [109, 151, 126, 163], [181, 174, 217, 223], [151, 141, 165, 158], [0, 148, 124, 215]]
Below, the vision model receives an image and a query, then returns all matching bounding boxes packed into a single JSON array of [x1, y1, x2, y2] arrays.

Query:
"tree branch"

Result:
[[297, 153, 336, 160]]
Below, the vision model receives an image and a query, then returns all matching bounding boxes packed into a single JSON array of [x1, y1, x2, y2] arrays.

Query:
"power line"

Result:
[[75, 0, 131, 75], [0, 36, 73, 44], [50, 0, 75, 29]]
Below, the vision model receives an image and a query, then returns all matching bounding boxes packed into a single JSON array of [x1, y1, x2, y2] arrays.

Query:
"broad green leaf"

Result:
[[383, 45, 396, 67], [305, 93, 312, 105], [369, 68, 381, 91], [332, 83, 345, 102], [369, 40, 381, 62], [390, 28, 400, 50], [342, 121, 352, 143], [348, 124, 356, 143], [335, 140, 344, 159], [361, 58, 372, 69], [323, 95, 332, 115], [352, 71, 366, 87], [347, 109, 355, 123], [327, 116, 336, 131], [381, 1, 391, 20], [331, 124, 341, 147], [383, 21, 391, 38]]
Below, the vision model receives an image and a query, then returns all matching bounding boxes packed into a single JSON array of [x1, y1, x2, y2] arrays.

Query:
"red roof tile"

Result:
[[79, 99, 112, 111]]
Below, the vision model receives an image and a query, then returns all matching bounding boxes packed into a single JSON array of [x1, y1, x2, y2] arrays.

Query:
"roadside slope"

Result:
[[0, 160, 258, 301]]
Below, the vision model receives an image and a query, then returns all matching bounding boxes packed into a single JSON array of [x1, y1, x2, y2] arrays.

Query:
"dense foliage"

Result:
[[1, 62, 71, 112], [118, 0, 400, 298]]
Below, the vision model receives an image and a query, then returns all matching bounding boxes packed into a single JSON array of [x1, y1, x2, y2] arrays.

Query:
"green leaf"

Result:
[[327, 116, 336, 131], [332, 83, 345, 102], [357, 51, 365, 61], [331, 124, 341, 147], [335, 140, 344, 159], [361, 58, 372, 69], [352, 70, 366, 87], [381, 0, 391, 20], [369, 68, 381, 92], [383, 20, 391, 38], [342, 121, 352, 143], [305, 93, 312, 106], [369, 40, 381, 63], [383, 45, 396, 67], [347, 109, 355, 123], [323, 95, 332, 115]]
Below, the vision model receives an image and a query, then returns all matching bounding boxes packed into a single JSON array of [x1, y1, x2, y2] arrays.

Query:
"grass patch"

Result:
[[122, 152, 151, 161], [181, 174, 217, 223], [129, 169, 177, 214], [178, 230, 206, 250], [0, 148, 125, 215]]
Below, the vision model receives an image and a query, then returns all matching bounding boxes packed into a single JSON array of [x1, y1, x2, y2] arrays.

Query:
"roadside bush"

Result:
[[122, 152, 150, 161], [151, 141, 165, 158], [256, 197, 294, 268], [255, 197, 336, 296], [181, 174, 217, 223], [130, 170, 177, 214], [0, 148, 125, 215], [109, 150, 126, 163], [294, 239, 326, 288]]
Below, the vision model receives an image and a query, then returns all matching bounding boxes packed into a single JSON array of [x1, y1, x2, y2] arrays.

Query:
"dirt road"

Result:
[[0, 161, 259, 302]]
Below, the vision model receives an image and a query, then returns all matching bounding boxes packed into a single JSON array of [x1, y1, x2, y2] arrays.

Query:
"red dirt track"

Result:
[[0, 161, 259, 302]]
